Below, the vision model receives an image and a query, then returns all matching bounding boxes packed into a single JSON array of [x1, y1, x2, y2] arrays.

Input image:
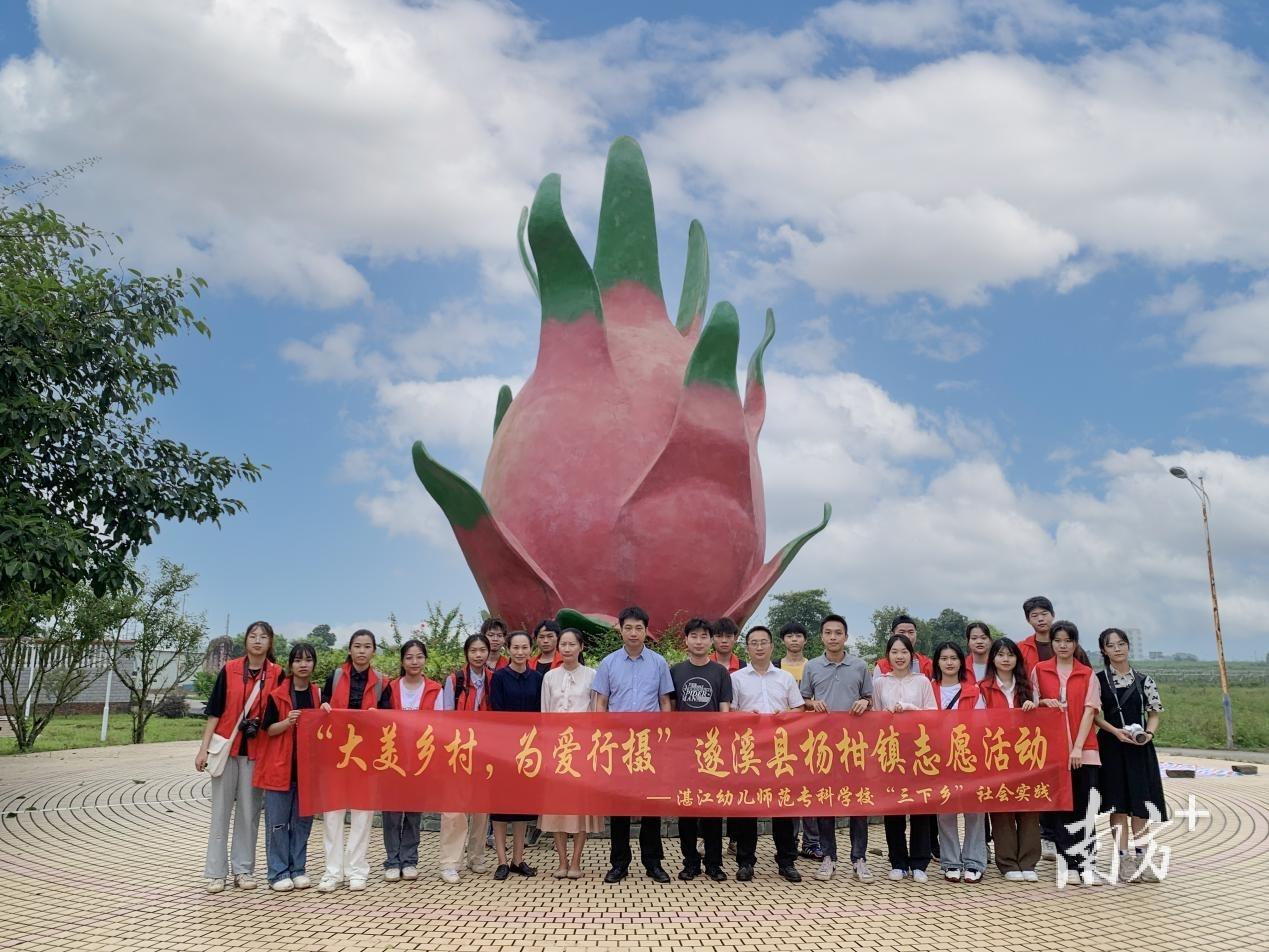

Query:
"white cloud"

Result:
[[1145, 278, 1204, 316], [1182, 280, 1269, 370], [815, 0, 965, 51], [280, 323, 378, 382]]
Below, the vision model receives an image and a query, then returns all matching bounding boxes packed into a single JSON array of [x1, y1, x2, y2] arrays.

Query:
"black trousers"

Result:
[[1049, 764, 1101, 874], [730, 817, 797, 869], [609, 816, 663, 870], [883, 814, 935, 872], [678, 816, 723, 869]]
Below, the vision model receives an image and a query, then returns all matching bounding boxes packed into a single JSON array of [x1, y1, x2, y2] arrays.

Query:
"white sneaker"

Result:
[[271, 878, 293, 892], [963, 870, 982, 883], [383, 867, 401, 882], [1041, 839, 1057, 860], [1079, 870, 1103, 887], [440, 868, 461, 884], [234, 874, 256, 890], [1118, 853, 1139, 883], [468, 858, 490, 874], [853, 859, 873, 882], [912, 869, 928, 883], [348, 878, 367, 891], [814, 857, 836, 881], [316, 876, 340, 892], [292, 875, 311, 890], [1021, 870, 1038, 882], [205, 878, 225, 894], [888, 868, 905, 881], [402, 866, 418, 881], [1004, 871, 1025, 881], [944, 869, 962, 881]]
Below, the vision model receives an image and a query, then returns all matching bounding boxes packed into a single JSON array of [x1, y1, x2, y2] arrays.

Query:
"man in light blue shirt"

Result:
[[593, 605, 673, 883]]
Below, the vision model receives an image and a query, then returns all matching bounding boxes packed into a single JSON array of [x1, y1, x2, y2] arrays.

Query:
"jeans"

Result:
[[609, 816, 663, 870], [264, 783, 313, 883], [678, 816, 722, 870], [795, 816, 821, 853], [936, 812, 987, 874], [382, 811, 422, 869], [203, 755, 264, 878], [815, 816, 868, 863]]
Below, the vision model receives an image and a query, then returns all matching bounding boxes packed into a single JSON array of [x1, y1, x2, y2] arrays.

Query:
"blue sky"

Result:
[[3, 0, 1268, 657]]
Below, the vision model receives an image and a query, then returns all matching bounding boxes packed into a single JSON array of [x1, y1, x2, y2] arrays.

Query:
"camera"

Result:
[[241, 717, 261, 738], [1123, 723, 1150, 745]]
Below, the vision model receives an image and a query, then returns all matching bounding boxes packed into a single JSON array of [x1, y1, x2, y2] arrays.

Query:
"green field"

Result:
[[0, 714, 205, 755]]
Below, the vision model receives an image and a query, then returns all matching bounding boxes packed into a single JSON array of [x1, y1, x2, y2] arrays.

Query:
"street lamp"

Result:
[[1169, 465, 1234, 749]]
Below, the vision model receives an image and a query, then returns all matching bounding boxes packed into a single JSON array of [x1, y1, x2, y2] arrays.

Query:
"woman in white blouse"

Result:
[[539, 628, 604, 878], [871, 633, 938, 882]]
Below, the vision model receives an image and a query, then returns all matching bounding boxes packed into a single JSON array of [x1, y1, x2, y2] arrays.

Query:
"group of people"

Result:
[[194, 595, 1167, 895]]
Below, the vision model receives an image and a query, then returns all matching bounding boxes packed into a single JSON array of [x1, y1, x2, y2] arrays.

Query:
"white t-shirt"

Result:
[[399, 681, 425, 711], [972, 660, 988, 682], [939, 683, 962, 710]]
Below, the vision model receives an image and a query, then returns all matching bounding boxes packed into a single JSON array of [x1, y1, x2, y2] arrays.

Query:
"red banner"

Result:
[[296, 709, 1071, 817]]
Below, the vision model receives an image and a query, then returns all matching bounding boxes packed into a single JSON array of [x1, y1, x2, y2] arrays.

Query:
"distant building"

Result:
[[1126, 628, 1145, 661], [1172, 652, 1199, 662], [1149, 651, 1165, 660]]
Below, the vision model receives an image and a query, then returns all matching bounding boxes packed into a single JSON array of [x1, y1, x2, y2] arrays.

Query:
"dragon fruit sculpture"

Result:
[[412, 137, 830, 636]]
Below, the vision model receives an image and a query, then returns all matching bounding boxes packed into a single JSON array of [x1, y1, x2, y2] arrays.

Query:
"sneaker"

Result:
[[440, 868, 461, 884], [944, 869, 962, 881], [291, 875, 312, 890], [316, 876, 340, 892], [799, 847, 824, 860], [814, 857, 836, 881], [468, 858, 490, 874], [888, 868, 905, 881], [1041, 839, 1057, 860], [384, 867, 401, 882], [271, 878, 294, 892], [963, 870, 983, 883], [1021, 870, 1038, 882], [402, 866, 418, 881], [1079, 870, 1103, 887], [1004, 871, 1025, 882], [853, 859, 873, 882], [234, 874, 256, 890], [1136, 857, 1160, 883], [1118, 853, 1139, 883], [348, 878, 367, 891], [728, 839, 738, 855], [205, 878, 225, 894], [912, 869, 928, 883]]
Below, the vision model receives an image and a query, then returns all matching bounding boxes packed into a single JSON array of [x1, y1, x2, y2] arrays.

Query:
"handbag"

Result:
[[206, 673, 266, 778]]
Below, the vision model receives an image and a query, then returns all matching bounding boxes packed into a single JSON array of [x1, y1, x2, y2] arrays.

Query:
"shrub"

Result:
[[152, 693, 187, 719]]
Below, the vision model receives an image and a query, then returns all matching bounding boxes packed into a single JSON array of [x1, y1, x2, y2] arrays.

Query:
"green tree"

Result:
[[308, 623, 336, 647], [0, 196, 262, 617], [106, 560, 208, 743], [765, 588, 832, 658], [0, 584, 128, 751], [925, 608, 970, 655]]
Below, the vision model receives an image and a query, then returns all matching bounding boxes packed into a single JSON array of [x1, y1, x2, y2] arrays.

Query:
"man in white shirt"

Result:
[[728, 625, 804, 883]]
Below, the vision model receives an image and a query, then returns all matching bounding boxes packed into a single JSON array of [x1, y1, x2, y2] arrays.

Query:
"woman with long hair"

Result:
[[1032, 621, 1102, 885], [930, 641, 986, 882], [540, 628, 603, 878], [378, 638, 443, 883], [871, 632, 937, 882], [317, 629, 387, 892], [1094, 627, 1166, 883], [195, 620, 282, 893], [977, 637, 1040, 881], [436, 633, 495, 882], [255, 641, 320, 892]]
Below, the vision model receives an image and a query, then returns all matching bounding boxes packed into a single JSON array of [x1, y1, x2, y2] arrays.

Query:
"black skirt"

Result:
[[491, 813, 536, 823], [1097, 729, 1168, 821]]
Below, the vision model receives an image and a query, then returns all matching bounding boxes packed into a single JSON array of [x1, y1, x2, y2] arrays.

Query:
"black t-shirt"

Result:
[[263, 685, 316, 784], [206, 665, 265, 757], [670, 660, 733, 712]]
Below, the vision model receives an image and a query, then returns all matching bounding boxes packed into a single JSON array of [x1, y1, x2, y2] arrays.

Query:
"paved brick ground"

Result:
[[1, 741, 1265, 952]]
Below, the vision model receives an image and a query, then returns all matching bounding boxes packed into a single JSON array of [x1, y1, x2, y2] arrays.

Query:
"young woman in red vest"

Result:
[[255, 642, 321, 892], [976, 636, 1040, 881], [377, 638, 442, 883], [930, 641, 986, 882], [437, 633, 495, 883], [1031, 620, 1102, 885], [316, 629, 387, 892], [195, 620, 282, 893], [964, 621, 993, 683]]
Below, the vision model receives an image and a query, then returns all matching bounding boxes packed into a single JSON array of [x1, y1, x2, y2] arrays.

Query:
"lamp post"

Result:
[[1169, 466, 1234, 749]]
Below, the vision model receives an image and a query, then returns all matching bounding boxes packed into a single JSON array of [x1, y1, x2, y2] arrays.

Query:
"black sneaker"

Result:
[[778, 865, 803, 883], [799, 847, 824, 860]]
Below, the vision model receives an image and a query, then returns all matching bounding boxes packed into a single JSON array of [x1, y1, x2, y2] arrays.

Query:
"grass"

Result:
[[0, 714, 205, 755], [1152, 684, 1269, 752]]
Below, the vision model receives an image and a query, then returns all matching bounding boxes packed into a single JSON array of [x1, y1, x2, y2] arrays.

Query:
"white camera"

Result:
[[1123, 723, 1150, 745]]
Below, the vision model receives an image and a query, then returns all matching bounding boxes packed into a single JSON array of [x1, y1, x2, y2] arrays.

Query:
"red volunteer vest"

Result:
[[977, 675, 1028, 710], [1017, 635, 1047, 675], [531, 652, 565, 673], [1034, 658, 1099, 752], [387, 676, 442, 711], [328, 661, 387, 710], [934, 679, 980, 711], [212, 656, 282, 760], [252, 678, 321, 792], [445, 665, 493, 711], [710, 652, 742, 673]]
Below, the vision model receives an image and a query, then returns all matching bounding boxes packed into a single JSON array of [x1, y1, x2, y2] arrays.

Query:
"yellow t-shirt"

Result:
[[781, 658, 807, 684]]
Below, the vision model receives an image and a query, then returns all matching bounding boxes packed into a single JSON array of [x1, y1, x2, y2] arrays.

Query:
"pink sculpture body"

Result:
[[413, 137, 830, 636]]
